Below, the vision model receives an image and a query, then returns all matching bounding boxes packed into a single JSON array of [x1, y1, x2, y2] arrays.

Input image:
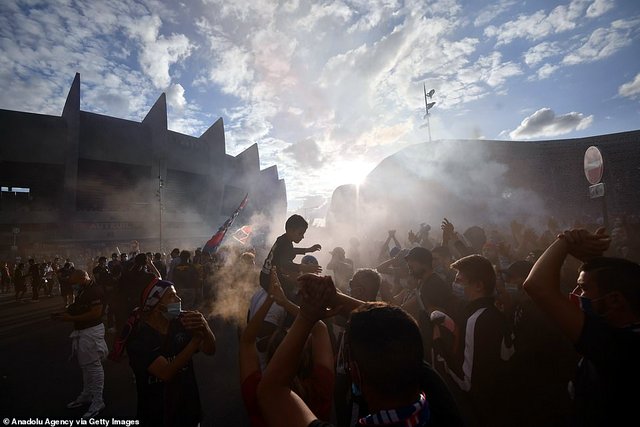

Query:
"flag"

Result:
[[203, 193, 249, 254], [232, 225, 253, 245]]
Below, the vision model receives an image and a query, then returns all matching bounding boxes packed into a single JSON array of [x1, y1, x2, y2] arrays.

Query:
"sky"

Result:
[[1, 0, 639, 212]]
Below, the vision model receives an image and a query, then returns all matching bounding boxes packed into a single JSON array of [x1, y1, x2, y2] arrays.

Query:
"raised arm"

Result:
[[239, 281, 276, 382], [523, 228, 610, 342], [378, 231, 394, 261], [257, 282, 335, 427]]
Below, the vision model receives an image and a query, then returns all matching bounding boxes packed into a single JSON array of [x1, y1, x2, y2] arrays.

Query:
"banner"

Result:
[[232, 225, 253, 245], [203, 193, 249, 253]]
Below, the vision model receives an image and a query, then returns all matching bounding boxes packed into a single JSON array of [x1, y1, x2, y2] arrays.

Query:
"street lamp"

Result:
[[157, 175, 164, 253], [423, 85, 436, 143]]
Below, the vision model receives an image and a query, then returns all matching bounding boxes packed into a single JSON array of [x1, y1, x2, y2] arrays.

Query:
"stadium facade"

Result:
[[0, 73, 287, 256]]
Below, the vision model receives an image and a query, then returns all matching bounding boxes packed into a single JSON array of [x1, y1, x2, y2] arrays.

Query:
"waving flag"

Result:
[[232, 225, 253, 245], [203, 193, 249, 254]]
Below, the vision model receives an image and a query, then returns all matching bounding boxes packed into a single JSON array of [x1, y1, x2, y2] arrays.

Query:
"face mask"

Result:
[[452, 282, 466, 299], [162, 302, 182, 320], [505, 283, 520, 298], [569, 293, 603, 316]]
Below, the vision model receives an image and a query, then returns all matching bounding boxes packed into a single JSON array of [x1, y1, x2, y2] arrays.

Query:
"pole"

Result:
[[602, 183, 609, 230], [158, 175, 163, 253], [423, 84, 435, 143]]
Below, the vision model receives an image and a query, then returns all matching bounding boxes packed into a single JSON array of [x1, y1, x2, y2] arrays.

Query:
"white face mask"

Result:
[[452, 282, 466, 299], [162, 302, 182, 320], [504, 283, 520, 297]]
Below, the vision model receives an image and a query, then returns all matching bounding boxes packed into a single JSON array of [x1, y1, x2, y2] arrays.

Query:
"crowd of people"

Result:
[[2, 212, 639, 426]]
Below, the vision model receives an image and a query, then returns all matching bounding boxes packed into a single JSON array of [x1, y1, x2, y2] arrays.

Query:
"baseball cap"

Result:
[[301, 255, 319, 265], [502, 260, 533, 279], [404, 247, 432, 265]]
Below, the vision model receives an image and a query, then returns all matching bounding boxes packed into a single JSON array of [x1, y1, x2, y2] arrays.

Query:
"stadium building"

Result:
[[0, 73, 287, 257], [327, 130, 640, 232]]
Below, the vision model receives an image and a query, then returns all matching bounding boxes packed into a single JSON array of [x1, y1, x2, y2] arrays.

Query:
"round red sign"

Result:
[[584, 146, 604, 185]]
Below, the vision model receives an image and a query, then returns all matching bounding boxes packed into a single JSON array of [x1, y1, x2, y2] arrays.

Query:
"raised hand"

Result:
[[298, 275, 339, 322], [559, 228, 611, 261], [181, 310, 209, 339], [441, 218, 455, 242]]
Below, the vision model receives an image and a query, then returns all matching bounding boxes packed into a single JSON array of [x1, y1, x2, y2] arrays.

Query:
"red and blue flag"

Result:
[[203, 193, 249, 254]]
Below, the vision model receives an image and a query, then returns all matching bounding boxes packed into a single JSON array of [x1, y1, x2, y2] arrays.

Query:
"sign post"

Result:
[[584, 146, 608, 229]]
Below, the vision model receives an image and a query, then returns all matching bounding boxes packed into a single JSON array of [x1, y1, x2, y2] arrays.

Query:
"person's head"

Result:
[[153, 252, 162, 261], [463, 226, 487, 253], [111, 253, 118, 260], [349, 268, 381, 301], [63, 262, 71, 269], [171, 248, 180, 259], [404, 247, 433, 280], [68, 270, 91, 288], [575, 257, 640, 325], [179, 250, 191, 263], [301, 255, 319, 266], [28, 258, 34, 265], [98, 256, 107, 266], [140, 279, 182, 321], [502, 260, 533, 289], [481, 242, 498, 263], [285, 214, 308, 243], [389, 246, 401, 259], [450, 254, 496, 301], [239, 251, 256, 266], [330, 247, 346, 261], [134, 253, 147, 268], [431, 246, 452, 272], [346, 303, 423, 405], [120, 253, 128, 261]]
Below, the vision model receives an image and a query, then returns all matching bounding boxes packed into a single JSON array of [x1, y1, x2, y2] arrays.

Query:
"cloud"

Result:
[[509, 108, 594, 139], [297, 1, 354, 31], [533, 63, 560, 80], [562, 19, 638, 65], [166, 83, 187, 110], [523, 41, 561, 66], [618, 73, 640, 98], [473, 0, 517, 27], [586, 0, 615, 18], [283, 138, 326, 169], [129, 23, 194, 88], [484, 0, 595, 45]]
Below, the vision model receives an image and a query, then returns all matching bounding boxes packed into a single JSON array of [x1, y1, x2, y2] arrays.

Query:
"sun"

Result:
[[339, 160, 375, 186]]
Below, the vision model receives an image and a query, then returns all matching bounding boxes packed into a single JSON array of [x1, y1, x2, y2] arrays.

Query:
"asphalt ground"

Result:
[[0, 291, 249, 426]]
